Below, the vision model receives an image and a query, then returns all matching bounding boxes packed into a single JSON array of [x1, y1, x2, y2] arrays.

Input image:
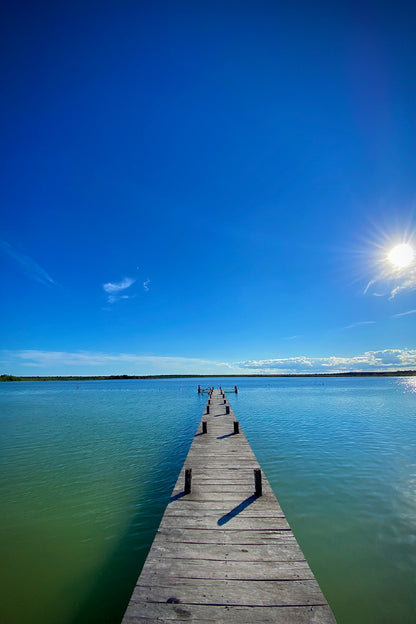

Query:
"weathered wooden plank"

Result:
[[163, 507, 284, 517], [139, 559, 315, 581], [147, 542, 306, 562], [153, 527, 300, 545], [123, 603, 336, 623], [133, 578, 328, 607], [168, 492, 276, 503], [159, 516, 290, 530]]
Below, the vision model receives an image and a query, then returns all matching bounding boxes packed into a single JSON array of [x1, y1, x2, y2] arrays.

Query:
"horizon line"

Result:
[[2, 370, 416, 381]]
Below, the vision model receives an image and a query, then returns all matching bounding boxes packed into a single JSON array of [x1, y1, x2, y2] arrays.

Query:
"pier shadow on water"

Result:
[[67, 450, 196, 623], [217, 494, 257, 526], [67, 484, 167, 624]]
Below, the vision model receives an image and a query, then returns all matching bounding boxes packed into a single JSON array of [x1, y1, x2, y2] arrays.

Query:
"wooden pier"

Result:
[[122, 389, 337, 623]]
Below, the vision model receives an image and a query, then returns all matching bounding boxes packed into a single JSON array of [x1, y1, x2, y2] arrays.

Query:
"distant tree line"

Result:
[[1, 371, 416, 382]]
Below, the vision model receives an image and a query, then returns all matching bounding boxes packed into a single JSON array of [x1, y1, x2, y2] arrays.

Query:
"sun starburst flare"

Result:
[[387, 243, 414, 269], [360, 224, 416, 298]]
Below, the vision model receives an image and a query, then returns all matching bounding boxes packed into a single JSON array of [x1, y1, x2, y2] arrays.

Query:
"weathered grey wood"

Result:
[[153, 527, 300, 546], [139, 559, 315, 581], [160, 516, 290, 530], [123, 603, 335, 623], [133, 578, 328, 606], [122, 389, 337, 623], [164, 506, 284, 517], [148, 541, 306, 562]]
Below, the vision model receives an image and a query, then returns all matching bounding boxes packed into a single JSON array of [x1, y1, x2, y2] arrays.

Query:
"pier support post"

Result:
[[234, 421, 239, 434], [206, 405, 210, 414], [184, 468, 192, 494], [254, 468, 262, 497], [225, 405, 230, 414], [202, 421, 207, 434]]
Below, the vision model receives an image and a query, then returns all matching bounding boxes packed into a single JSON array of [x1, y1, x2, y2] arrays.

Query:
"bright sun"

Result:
[[387, 243, 414, 269]]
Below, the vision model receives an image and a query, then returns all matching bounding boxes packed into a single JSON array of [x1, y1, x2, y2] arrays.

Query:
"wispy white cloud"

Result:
[[0, 239, 56, 286], [392, 309, 416, 318], [1, 350, 232, 375], [344, 320, 376, 329], [364, 254, 416, 298], [103, 277, 135, 303], [143, 279, 150, 292], [284, 335, 301, 340], [389, 267, 416, 298], [363, 279, 375, 295], [103, 277, 135, 294]]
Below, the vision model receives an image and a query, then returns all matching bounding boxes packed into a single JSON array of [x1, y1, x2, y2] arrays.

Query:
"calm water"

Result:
[[0, 377, 415, 624]]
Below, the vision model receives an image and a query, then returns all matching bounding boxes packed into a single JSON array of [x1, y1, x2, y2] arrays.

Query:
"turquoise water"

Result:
[[0, 377, 415, 623]]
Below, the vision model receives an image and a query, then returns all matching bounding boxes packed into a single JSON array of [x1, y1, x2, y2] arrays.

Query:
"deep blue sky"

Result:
[[1, 0, 416, 375]]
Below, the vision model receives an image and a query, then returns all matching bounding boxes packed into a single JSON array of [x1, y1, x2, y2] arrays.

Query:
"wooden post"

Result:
[[184, 468, 192, 494], [206, 405, 210, 414], [225, 405, 230, 414], [198, 384, 201, 393], [202, 421, 207, 434], [254, 468, 262, 497], [234, 385, 238, 393], [234, 421, 239, 434], [223, 399, 226, 404]]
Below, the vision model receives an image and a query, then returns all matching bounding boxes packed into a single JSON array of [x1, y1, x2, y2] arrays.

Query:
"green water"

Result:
[[0, 377, 415, 623]]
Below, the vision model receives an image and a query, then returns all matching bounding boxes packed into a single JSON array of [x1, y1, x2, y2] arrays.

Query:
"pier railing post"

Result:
[[184, 468, 192, 494], [206, 405, 210, 414], [225, 405, 230, 414], [254, 468, 262, 497], [202, 421, 207, 434], [233, 421, 239, 434]]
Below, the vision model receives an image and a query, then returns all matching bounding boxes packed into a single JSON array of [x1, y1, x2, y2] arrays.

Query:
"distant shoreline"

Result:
[[1, 371, 416, 382]]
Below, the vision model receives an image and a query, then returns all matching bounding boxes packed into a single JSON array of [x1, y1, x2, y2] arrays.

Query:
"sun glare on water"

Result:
[[387, 243, 414, 269]]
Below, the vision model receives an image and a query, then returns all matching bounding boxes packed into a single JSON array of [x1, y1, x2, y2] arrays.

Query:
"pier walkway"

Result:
[[122, 389, 337, 623]]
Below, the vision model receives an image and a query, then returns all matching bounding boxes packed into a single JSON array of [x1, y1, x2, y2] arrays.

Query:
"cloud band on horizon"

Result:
[[1, 348, 416, 376]]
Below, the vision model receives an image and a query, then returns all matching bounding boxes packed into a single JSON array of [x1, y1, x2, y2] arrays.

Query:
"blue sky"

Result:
[[1, 0, 416, 375]]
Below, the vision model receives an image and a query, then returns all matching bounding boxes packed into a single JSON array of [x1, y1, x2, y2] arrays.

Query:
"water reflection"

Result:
[[398, 376, 416, 393]]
